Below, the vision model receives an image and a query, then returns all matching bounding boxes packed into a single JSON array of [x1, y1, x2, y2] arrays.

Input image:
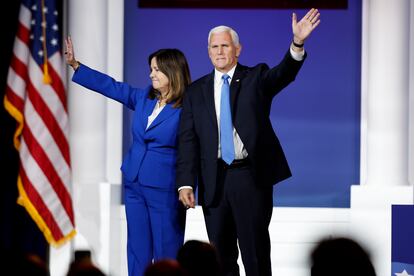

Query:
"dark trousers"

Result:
[[202, 164, 273, 276]]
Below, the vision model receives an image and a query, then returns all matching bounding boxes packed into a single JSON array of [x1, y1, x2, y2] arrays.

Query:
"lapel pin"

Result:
[[236, 79, 240, 82]]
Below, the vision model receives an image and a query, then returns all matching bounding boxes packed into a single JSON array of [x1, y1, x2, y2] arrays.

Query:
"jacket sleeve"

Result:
[[175, 88, 200, 190], [72, 63, 147, 110], [261, 49, 307, 98]]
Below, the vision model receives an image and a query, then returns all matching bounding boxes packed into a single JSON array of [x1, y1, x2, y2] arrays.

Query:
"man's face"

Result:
[[208, 31, 241, 73]]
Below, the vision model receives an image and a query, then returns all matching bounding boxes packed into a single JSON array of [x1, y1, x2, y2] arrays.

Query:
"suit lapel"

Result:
[[146, 102, 179, 131], [230, 64, 245, 117], [201, 72, 218, 129], [141, 97, 157, 130]]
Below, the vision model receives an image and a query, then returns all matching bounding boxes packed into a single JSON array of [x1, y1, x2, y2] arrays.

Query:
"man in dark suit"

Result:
[[176, 8, 321, 276]]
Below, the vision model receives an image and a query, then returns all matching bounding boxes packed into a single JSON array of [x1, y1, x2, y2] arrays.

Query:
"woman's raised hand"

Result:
[[64, 36, 79, 70]]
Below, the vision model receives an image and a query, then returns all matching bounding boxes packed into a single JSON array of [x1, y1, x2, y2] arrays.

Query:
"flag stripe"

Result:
[[7, 66, 26, 101], [16, 22, 31, 45], [27, 80, 70, 165], [10, 55, 29, 98], [48, 58, 68, 113], [24, 98, 72, 199], [18, 4, 31, 29], [26, 55, 69, 132], [4, 86, 24, 112], [49, 53, 66, 83], [19, 164, 64, 241], [12, 38, 30, 69], [22, 126, 74, 225], [20, 138, 74, 236]]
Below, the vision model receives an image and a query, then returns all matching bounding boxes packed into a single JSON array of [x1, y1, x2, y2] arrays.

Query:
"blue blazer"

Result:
[[73, 64, 181, 190]]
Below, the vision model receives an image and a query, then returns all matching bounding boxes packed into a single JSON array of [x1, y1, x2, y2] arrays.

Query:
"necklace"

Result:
[[158, 98, 166, 108], [158, 92, 168, 107]]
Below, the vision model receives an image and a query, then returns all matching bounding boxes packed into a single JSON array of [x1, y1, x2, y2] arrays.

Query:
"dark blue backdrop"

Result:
[[123, 0, 361, 208]]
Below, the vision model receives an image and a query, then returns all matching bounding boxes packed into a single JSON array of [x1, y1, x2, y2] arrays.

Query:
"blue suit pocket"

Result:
[[138, 150, 177, 190]]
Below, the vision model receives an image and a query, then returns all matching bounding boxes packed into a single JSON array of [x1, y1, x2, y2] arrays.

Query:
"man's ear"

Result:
[[236, 44, 242, 58]]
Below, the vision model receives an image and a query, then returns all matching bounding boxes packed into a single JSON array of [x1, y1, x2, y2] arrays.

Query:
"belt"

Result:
[[219, 158, 250, 169]]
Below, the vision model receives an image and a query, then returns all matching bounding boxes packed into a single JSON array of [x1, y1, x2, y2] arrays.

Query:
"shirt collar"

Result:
[[214, 64, 237, 83]]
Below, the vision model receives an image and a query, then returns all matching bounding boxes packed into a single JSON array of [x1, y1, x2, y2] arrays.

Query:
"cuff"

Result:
[[178, 186, 193, 192], [290, 47, 305, 61]]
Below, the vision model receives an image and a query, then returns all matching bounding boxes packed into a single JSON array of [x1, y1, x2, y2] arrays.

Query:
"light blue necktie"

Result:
[[220, 74, 235, 165]]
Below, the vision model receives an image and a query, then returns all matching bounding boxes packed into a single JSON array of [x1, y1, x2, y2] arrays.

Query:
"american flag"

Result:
[[4, 0, 75, 246]]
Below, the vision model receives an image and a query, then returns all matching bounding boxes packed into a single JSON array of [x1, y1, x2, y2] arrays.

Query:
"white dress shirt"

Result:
[[146, 100, 165, 129]]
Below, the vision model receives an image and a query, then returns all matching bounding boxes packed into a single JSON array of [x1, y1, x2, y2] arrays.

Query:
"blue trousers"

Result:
[[124, 180, 186, 276]]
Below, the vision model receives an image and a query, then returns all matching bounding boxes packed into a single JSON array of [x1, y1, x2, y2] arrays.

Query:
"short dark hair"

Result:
[[311, 237, 376, 276], [177, 240, 221, 276], [148, 49, 191, 108], [144, 259, 186, 276]]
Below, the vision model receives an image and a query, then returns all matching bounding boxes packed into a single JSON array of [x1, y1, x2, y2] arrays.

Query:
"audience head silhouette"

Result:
[[7, 251, 49, 276], [310, 237, 376, 276], [66, 250, 105, 276], [177, 240, 221, 276], [144, 259, 187, 276], [0, 250, 49, 276]]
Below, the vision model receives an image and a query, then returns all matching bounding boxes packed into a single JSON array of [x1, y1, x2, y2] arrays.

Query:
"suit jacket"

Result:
[[176, 50, 306, 206], [73, 65, 181, 190]]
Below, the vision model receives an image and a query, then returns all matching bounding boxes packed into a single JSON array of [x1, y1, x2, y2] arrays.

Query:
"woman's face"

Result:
[[150, 57, 169, 96]]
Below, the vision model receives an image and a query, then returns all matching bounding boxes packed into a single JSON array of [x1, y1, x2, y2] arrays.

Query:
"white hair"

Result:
[[208, 25, 240, 46]]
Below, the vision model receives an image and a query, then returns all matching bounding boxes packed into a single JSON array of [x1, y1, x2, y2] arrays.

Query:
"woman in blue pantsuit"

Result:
[[65, 37, 191, 276]]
